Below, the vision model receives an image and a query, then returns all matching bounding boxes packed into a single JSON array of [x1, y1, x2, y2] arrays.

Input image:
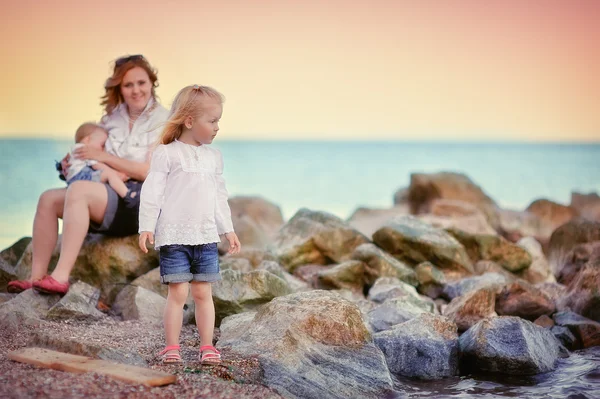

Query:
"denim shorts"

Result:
[[67, 166, 102, 184], [159, 242, 221, 284]]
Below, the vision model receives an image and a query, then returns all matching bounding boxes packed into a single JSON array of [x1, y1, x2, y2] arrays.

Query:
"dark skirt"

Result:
[[89, 180, 143, 236]]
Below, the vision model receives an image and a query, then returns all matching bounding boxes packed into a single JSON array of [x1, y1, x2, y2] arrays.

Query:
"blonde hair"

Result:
[[75, 122, 106, 143], [160, 85, 225, 145], [101, 55, 159, 115]]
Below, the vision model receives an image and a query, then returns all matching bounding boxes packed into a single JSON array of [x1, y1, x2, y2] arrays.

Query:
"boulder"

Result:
[[372, 216, 473, 279], [351, 243, 418, 286], [533, 315, 555, 329], [0, 237, 31, 266], [414, 262, 446, 298], [0, 257, 17, 292], [459, 316, 561, 375], [15, 234, 158, 304], [366, 295, 434, 333], [442, 273, 508, 300], [405, 172, 499, 228], [317, 260, 366, 292], [495, 281, 555, 321], [228, 196, 285, 238], [347, 205, 410, 238], [516, 237, 555, 284], [560, 262, 600, 322], [217, 290, 394, 399], [473, 260, 517, 282], [496, 209, 553, 244], [443, 288, 497, 332], [0, 289, 60, 331], [525, 199, 577, 232], [257, 260, 310, 292], [570, 192, 600, 221], [547, 219, 600, 280], [553, 310, 600, 349], [270, 209, 370, 273], [367, 277, 424, 304], [374, 313, 459, 379], [555, 241, 600, 286], [112, 286, 166, 323], [448, 229, 532, 273], [212, 269, 292, 324], [46, 281, 105, 320]]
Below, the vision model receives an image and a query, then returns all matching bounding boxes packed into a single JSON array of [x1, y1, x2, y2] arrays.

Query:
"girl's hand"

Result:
[[139, 232, 155, 253], [225, 232, 241, 254], [74, 145, 106, 162]]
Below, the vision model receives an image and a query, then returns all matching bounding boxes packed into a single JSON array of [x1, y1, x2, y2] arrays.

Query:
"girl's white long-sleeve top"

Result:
[[138, 139, 234, 248]]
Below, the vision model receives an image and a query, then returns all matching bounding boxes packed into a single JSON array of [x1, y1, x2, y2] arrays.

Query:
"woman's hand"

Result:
[[73, 145, 106, 162], [60, 153, 71, 175], [139, 232, 155, 253], [225, 232, 241, 254]]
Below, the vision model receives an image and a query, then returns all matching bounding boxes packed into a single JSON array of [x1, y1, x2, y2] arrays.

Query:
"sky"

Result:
[[1, 0, 599, 141]]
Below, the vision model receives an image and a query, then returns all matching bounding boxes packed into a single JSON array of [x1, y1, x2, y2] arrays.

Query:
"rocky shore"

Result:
[[1, 171, 599, 399]]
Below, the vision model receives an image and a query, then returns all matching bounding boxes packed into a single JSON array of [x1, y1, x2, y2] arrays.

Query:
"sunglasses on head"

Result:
[[115, 54, 145, 67]]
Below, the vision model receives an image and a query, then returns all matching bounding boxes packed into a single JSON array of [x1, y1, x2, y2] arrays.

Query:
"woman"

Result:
[[8, 55, 169, 295]]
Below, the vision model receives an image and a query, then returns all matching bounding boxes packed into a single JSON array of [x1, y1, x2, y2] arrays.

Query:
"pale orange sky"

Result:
[[0, 0, 599, 141]]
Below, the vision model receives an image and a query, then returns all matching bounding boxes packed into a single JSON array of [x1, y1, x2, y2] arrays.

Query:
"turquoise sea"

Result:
[[1, 138, 599, 250]]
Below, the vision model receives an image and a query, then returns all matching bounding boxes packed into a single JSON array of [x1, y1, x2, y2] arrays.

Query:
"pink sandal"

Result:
[[7, 280, 33, 293], [199, 345, 221, 365], [32, 275, 70, 295], [158, 345, 183, 364]]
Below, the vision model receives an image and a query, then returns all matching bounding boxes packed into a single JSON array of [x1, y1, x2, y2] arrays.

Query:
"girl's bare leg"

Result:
[[190, 282, 216, 350], [50, 181, 107, 283], [30, 188, 66, 281], [164, 282, 189, 354]]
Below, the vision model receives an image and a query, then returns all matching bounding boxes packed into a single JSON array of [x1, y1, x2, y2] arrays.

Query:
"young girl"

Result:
[[138, 85, 241, 365]]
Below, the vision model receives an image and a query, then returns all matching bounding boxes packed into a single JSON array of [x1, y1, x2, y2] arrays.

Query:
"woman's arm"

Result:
[[73, 147, 149, 181]]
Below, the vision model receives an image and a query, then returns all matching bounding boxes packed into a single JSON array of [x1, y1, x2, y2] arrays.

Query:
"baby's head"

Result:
[[160, 85, 224, 145], [75, 123, 108, 149]]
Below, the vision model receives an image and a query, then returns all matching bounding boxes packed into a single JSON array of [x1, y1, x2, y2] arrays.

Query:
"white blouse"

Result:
[[100, 98, 169, 163], [138, 140, 235, 248]]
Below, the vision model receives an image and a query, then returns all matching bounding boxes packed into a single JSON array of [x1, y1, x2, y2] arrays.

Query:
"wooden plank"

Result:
[[8, 347, 176, 387]]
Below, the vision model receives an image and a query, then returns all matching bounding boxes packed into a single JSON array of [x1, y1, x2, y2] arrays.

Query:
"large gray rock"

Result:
[[367, 277, 424, 304], [270, 209, 370, 273], [442, 272, 508, 300], [0, 237, 32, 266], [112, 285, 166, 323], [46, 281, 105, 320], [443, 288, 497, 332], [372, 216, 473, 279], [366, 295, 434, 333], [374, 313, 459, 379], [212, 269, 292, 324], [351, 243, 418, 286], [257, 260, 310, 292], [15, 234, 158, 304], [0, 257, 17, 292], [217, 290, 394, 399], [0, 289, 60, 333], [459, 316, 561, 375]]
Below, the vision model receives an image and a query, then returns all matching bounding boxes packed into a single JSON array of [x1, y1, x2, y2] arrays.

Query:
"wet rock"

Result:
[[374, 313, 459, 379], [553, 310, 600, 349]]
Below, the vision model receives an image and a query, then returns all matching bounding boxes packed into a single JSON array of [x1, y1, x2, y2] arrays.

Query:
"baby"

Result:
[[65, 122, 129, 197]]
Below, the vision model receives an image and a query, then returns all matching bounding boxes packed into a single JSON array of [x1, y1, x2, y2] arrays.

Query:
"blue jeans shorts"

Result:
[[159, 242, 221, 284]]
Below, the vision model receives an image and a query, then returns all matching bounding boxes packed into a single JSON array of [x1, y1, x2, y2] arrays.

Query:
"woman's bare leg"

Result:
[[30, 188, 67, 281], [50, 181, 108, 283]]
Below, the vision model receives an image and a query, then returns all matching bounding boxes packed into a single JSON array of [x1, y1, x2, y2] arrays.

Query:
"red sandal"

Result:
[[158, 345, 183, 364], [32, 275, 70, 295], [7, 280, 33, 293], [199, 345, 221, 365]]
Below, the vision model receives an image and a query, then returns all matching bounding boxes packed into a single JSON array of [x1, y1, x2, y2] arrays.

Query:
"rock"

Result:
[[525, 199, 578, 232], [560, 263, 600, 322], [15, 234, 159, 304], [547, 219, 600, 280], [0, 236, 32, 266], [495, 281, 555, 321], [0, 289, 61, 322], [367, 295, 434, 333], [212, 269, 292, 324], [448, 229, 532, 273], [534, 315, 555, 329], [222, 248, 278, 268], [293, 264, 331, 287], [535, 282, 568, 309], [219, 215, 270, 254], [257, 261, 310, 292], [367, 277, 424, 304], [571, 192, 600, 221], [442, 273, 508, 300], [516, 237, 555, 284], [418, 213, 497, 236], [347, 205, 410, 238], [46, 281, 105, 320], [553, 310, 600, 349], [112, 285, 166, 323], [556, 241, 600, 285], [496, 209, 554, 244], [317, 260, 366, 292], [374, 313, 459, 379], [218, 311, 257, 342], [30, 331, 147, 367], [0, 257, 17, 292], [443, 288, 497, 332], [459, 316, 561, 375], [270, 208, 370, 273], [351, 243, 418, 286], [393, 187, 409, 205], [551, 326, 578, 350], [406, 172, 500, 228], [473, 260, 517, 282], [372, 216, 473, 279], [217, 290, 394, 399], [0, 293, 16, 305], [228, 196, 285, 239], [220, 257, 254, 272], [415, 262, 446, 298]]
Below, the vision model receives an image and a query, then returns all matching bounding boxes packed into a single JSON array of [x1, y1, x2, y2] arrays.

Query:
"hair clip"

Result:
[[192, 84, 200, 90]]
